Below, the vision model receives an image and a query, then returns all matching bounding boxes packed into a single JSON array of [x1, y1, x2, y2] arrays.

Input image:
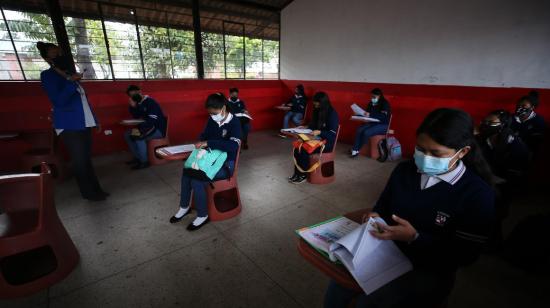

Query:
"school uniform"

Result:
[[228, 98, 250, 146], [511, 111, 546, 153], [478, 134, 530, 184], [352, 97, 392, 151], [294, 108, 339, 172], [123, 96, 167, 163], [283, 94, 307, 128], [179, 113, 242, 217], [325, 160, 495, 308], [40, 67, 105, 200]]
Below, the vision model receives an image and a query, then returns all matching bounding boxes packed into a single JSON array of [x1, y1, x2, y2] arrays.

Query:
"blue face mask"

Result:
[[413, 148, 462, 176]]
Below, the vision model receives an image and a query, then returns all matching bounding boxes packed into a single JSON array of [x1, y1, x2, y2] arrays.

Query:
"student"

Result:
[[278, 84, 307, 137], [478, 110, 530, 185], [37, 42, 108, 202], [227, 87, 250, 150], [169, 93, 242, 231], [511, 91, 545, 153], [123, 85, 167, 169], [324, 108, 495, 308], [288, 92, 339, 184], [350, 88, 392, 158]]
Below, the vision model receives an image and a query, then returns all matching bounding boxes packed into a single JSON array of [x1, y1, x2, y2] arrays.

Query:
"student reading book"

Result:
[[324, 108, 495, 308]]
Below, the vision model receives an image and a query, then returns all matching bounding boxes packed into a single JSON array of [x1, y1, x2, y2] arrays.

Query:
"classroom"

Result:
[[0, 0, 549, 307]]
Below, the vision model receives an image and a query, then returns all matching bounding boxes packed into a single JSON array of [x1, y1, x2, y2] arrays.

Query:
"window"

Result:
[[202, 31, 224, 79], [169, 28, 196, 78], [245, 37, 263, 79], [0, 10, 23, 80], [223, 22, 244, 79], [64, 16, 112, 79], [2, 9, 55, 80], [139, 25, 172, 79], [263, 40, 279, 79]]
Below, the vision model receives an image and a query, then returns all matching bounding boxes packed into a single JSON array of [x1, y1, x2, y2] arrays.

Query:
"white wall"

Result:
[[281, 0, 550, 88]]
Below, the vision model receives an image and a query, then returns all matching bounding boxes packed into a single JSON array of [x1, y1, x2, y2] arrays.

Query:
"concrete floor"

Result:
[[1, 130, 548, 308]]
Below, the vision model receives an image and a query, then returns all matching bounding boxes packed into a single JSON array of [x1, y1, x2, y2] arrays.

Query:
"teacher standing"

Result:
[[37, 42, 108, 201]]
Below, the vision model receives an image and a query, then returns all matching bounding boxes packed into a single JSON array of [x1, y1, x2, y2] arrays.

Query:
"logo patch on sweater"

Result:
[[435, 211, 450, 227], [222, 129, 227, 137]]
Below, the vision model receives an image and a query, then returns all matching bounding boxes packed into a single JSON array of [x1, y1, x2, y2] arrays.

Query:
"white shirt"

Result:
[[56, 83, 96, 135], [420, 160, 466, 190]]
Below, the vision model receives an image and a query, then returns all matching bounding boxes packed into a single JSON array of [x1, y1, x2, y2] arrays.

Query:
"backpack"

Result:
[[377, 136, 402, 162], [183, 148, 227, 181]]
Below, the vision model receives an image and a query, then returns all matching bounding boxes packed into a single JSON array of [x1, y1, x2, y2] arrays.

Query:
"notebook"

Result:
[[281, 128, 313, 134], [235, 113, 253, 120], [296, 216, 359, 258], [328, 217, 413, 294], [350, 115, 380, 122], [157, 144, 195, 156], [120, 119, 145, 125]]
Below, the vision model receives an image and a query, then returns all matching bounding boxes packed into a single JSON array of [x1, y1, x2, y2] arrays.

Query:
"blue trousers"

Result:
[[179, 160, 235, 217], [324, 269, 454, 308], [352, 124, 388, 151], [124, 129, 163, 163], [283, 111, 304, 128]]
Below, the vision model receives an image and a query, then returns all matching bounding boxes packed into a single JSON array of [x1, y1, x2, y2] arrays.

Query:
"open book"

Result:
[[350, 103, 380, 122], [120, 119, 145, 125], [297, 216, 359, 257], [328, 217, 412, 294], [156, 144, 195, 156], [235, 113, 253, 120], [281, 128, 313, 134]]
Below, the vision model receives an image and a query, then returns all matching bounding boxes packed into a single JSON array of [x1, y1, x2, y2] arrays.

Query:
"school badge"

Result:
[[222, 129, 228, 137], [435, 211, 450, 227]]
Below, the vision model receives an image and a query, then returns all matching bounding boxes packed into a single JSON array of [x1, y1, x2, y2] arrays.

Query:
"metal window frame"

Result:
[[222, 21, 245, 80], [0, 7, 26, 81]]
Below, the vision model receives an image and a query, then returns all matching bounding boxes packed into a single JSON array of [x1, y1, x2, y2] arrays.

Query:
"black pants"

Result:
[[60, 128, 103, 198]]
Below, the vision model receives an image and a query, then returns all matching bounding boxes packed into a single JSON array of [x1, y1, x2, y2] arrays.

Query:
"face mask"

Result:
[[414, 148, 462, 176], [371, 97, 379, 105], [516, 107, 531, 117], [52, 55, 75, 74], [211, 112, 224, 123], [131, 94, 142, 103], [230, 97, 238, 102]]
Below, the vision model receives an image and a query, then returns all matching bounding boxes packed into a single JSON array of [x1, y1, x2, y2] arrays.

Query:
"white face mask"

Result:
[[211, 112, 224, 123], [371, 97, 379, 104]]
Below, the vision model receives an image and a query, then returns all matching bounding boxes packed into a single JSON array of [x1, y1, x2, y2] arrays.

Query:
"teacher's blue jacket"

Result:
[[40, 68, 97, 130]]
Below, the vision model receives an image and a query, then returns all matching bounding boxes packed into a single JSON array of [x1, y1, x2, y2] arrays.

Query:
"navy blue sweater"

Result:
[[308, 108, 339, 152], [372, 160, 495, 273], [200, 115, 242, 161], [228, 98, 247, 114], [511, 113, 546, 153], [286, 95, 307, 114], [129, 96, 167, 137], [365, 97, 391, 124]]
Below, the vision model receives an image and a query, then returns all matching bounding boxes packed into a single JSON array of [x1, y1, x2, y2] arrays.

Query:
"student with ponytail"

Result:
[[324, 108, 495, 308]]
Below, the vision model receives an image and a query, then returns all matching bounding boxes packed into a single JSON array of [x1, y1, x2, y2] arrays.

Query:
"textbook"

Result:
[[120, 119, 145, 125], [350, 115, 380, 123], [351, 103, 367, 116], [157, 144, 195, 156], [296, 216, 360, 258], [328, 217, 413, 294], [281, 128, 313, 134], [235, 113, 253, 120]]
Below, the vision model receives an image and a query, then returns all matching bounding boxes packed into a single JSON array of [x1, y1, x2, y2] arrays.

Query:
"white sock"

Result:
[[192, 215, 209, 226], [351, 150, 359, 155], [174, 206, 190, 218]]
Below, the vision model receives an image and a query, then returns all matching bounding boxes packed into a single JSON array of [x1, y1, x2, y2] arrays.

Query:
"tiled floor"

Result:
[[1, 130, 548, 308]]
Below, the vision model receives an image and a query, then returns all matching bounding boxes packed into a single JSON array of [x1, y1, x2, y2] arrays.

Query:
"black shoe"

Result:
[[186, 217, 210, 231], [288, 174, 298, 182], [84, 194, 107, 202], [243, 142, 249, 150], [349, 150, 360, 158], [99, 191, 110, 198], [131, 162, 150, 170], [292, 175, 307, 184], [125, 158, 139, 165], [169, 209, 191, 224]]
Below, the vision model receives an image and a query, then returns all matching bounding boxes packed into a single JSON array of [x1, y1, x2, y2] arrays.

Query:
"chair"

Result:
[[308, 125, 341, 184], [359, 115, 394, 159], [20, 129, 69, 181], [147, 116, 171, 166], [0, 163, 79, 299], [193, 145, 242, 221]]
